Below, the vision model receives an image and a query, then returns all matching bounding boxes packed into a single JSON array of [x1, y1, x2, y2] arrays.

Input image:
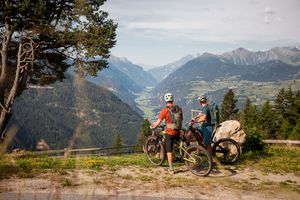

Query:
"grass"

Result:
[[1, 148, 300, 197], [0, 153, 153, 179], [0, 147, 300, 180], [237, 146, 300, 175], [62, 178, 73, 187], [279, 181, 300, 193]]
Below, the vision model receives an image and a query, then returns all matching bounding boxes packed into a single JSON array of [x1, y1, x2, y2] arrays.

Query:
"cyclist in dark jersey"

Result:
[[150, 93, 183, 174], [192, 95, 213, 155]]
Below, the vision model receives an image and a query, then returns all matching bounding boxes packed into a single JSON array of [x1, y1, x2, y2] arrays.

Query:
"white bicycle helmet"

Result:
[[164, 93, 174, 102], [198, 95, 207, 103]]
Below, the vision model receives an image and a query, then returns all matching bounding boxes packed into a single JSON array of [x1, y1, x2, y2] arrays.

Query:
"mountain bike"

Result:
[[184, 120, 241, 165], [145, 125, 212, 176]]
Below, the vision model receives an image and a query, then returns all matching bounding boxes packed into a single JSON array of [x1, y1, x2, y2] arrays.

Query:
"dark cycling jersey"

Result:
[[202, 104, 213, 126]]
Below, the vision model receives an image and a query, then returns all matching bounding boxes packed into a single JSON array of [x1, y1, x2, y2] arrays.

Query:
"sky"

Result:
[[102, 0, 300, 68]]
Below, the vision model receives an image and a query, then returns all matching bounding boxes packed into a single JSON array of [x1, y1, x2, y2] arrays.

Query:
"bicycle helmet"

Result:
[[164, 93, 174, 102], [198, 95, 207, 103]]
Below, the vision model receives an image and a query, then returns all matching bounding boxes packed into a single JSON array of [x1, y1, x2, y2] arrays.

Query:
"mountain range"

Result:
[[222, 46, 300, 66], [149, 46, 300, 119], [147, 55, 196, 81]]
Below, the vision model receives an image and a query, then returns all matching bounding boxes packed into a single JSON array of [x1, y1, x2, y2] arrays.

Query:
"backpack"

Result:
[[166, 105, 183, 130], [207, 103, 220, 129]]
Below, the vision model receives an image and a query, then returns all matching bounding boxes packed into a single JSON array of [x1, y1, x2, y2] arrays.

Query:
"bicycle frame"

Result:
[[181, 123, 205, 146], [173, 139, 197, 163], [182, 121, 221, 148], [154, 128, 198, 164]]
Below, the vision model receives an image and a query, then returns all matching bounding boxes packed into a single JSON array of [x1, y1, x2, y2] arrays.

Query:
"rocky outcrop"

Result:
[[36, 139, 50, 150], [213, 120, 246, 144]]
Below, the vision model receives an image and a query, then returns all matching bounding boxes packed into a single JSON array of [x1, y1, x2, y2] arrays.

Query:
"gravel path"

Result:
[[0, 166, 299, 200]]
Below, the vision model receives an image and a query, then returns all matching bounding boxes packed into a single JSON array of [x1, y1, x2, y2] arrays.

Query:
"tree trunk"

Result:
[[0, 23, 13, 140], [0, 34, 34, 140], [0, 24, 12, 105]]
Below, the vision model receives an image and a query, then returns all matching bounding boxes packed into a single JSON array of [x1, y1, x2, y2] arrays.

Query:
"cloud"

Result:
[[264, 16, 270, 24], [265, 7, 276, 15], [102, 0, 300, 65], [263, 7, 281, 24]]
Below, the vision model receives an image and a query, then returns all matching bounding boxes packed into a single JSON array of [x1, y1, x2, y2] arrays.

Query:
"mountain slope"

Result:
[[151, 54, 248, 100], [109, 55, 157, 87], [147, 55, 196, 82], [87, 64, 143, 115], [8, 76, 143, 150], [240, 60, 300, 82]]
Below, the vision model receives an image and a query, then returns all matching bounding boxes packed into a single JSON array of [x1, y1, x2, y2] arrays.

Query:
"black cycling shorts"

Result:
[[165, 134, 180, 153]]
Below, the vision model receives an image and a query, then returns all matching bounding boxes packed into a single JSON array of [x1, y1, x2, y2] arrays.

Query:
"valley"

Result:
[[134, 87, 157, 119], [133, 78, 300, 123]]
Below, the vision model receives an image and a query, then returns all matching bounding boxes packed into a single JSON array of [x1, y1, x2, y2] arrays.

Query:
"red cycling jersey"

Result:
[[158, 103, 181, 136]]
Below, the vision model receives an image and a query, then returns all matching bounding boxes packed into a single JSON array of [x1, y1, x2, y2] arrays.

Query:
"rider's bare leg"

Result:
[[167, 152, 173, 169]]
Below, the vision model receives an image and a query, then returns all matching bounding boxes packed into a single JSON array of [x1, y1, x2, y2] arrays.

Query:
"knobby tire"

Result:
[[145, 136, 166, 166], [212, 138, 240, 164], [184, 145, 212, 176]]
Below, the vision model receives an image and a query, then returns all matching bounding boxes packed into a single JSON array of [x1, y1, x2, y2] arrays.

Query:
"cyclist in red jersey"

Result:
[[150, 93, 183, 174]]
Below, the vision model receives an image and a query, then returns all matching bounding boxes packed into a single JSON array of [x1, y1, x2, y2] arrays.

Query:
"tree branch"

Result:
[[0, 103, 8, 113]]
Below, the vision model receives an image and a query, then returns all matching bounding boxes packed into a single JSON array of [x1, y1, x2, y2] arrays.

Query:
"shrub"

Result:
[[242, 129, 264, 152]]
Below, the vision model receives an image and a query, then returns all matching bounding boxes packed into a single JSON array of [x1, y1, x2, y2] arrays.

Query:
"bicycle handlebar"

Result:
[[150, 124, 166, 131], [182, 119, 202, 129]]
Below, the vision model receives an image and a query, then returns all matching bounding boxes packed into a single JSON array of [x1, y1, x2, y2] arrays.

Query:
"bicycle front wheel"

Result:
[[212, 138, 240, 164], [145, 136, 166, 166], [184, 145, 212, 176]]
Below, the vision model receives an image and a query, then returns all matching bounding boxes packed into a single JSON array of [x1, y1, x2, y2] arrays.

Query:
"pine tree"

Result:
[[259, 100, 277, 139], [289, 90, 300, 140], [290, 117, 300, 140], [274, 88, 286, 118], [240, 98, 258, 132], [275, 87, 300, 138], [285, 87, 294, 105], [112, 131, 123, 154], [287, 88, 300, 126], [136, 119, 152, 151], [0, 0, 117, 140], [274, 88, 289, 137], [279, 119, 293, 139], [240, 99, 264, 152], [220, 89, 239, 122], [295, 90, 300, 119]]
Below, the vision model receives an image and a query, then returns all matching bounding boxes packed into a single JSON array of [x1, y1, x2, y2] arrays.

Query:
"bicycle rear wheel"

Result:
[[184, 145, 212, 176], [212, 138, 240, 164], [145, 136, 166, 166]]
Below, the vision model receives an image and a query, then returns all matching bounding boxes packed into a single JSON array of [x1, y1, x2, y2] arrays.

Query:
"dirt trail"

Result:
[[0, 166, 299, 200]]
